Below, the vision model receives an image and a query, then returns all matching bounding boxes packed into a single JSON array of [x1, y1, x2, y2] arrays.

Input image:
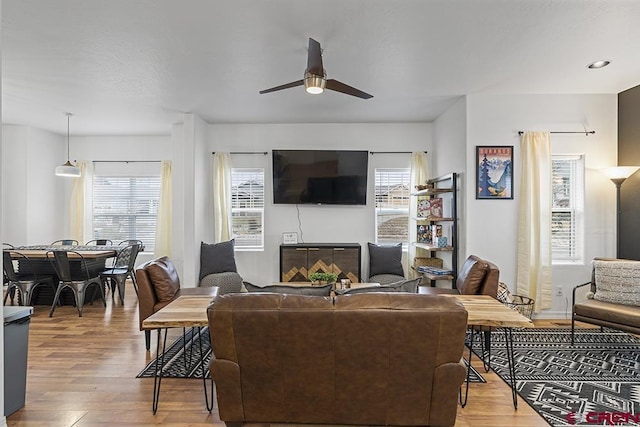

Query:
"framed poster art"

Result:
[[476, 146, 514, 199]]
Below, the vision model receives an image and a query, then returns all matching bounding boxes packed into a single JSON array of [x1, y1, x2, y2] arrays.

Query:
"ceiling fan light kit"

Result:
[[304, 71, 326, 94], [55, 112, 81, 177], [260, 38, 373, 99]]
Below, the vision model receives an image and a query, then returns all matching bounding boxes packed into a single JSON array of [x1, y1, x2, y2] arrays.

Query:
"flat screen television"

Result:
[[273, 150, 368, 205]]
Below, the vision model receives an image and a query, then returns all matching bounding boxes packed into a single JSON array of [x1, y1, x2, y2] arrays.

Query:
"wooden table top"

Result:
[[142, 291, 534, 331], [142, 295, 216, 330], [7, 248, 117, 259], [445, 294, 535, 329]]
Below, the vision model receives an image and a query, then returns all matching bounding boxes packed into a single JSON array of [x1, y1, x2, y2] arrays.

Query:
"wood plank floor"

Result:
[[5, 283, 572, 427]]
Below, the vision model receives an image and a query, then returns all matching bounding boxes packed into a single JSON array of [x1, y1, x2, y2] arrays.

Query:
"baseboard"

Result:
[[531, 310, 571, 320]]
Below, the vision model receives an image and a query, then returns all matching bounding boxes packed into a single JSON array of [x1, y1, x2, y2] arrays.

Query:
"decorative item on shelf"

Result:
[[308, 272, 338, 286], [431, 225, 442, 243], [413, 257, 443, 269], [436, 237, 448, 248], [414, 183, 434, 191], [428, 198, 443, 219], [417, 199, 431, 217], [416, 225, 431, 243]]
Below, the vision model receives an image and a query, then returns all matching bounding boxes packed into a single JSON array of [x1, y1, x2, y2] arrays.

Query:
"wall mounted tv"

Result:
[[273, 150, 368, 205]]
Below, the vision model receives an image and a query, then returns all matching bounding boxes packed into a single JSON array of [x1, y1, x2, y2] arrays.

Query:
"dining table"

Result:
[[6, 245, 120, 305]]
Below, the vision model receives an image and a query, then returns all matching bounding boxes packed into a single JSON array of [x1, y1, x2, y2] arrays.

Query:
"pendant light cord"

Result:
[[66, 113, 72, 161]]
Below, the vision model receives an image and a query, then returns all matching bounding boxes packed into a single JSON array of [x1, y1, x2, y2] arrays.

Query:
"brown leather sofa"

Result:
[[136, 256, 218, 350], [207, 293, 468, 427]]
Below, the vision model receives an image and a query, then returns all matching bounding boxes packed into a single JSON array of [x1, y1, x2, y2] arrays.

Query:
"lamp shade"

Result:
[[601, 166, 640, 180], [55, 160, 81, 177]]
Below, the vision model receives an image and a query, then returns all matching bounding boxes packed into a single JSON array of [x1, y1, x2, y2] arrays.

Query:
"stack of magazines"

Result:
[[417, 266, 453, 275]]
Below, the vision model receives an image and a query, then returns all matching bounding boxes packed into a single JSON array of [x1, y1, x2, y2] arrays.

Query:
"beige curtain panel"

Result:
[[213, 152, 232, 243], [154, 160, 173, 258], [517, 131, 552, 312], [69, 161, 94, 245], [408, 151, 431, 278]]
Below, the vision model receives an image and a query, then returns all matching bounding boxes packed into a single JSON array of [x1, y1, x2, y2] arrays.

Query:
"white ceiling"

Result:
[[2, 0, 640, 136]]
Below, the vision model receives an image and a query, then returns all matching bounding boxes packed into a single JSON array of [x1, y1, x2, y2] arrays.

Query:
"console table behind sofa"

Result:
[[280, 243, 361, 283]]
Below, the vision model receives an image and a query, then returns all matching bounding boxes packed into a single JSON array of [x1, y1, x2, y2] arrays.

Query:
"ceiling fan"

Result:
[[259, 38, 373, 100]]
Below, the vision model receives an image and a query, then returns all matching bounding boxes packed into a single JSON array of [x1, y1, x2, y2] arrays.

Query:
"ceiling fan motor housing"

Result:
[[304, 71, 326, 94]]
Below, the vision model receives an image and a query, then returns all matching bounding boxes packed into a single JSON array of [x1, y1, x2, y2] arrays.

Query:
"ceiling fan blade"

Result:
[[259, 80, 304, 94], [306, 38, 324, 75], [326, 79, 373, 99]]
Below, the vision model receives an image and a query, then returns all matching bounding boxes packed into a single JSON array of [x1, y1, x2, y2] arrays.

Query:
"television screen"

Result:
[[273, 150, 368, 205]]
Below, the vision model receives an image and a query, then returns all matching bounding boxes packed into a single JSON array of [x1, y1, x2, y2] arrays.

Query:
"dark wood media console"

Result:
[[280, 243, 361, 283]]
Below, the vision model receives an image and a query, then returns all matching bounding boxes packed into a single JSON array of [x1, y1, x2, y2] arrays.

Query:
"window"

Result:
[[551, 155, 584, 262], [93, 176, 161, 251], [375, 168, 410, 246], [231, 168, 265, 250]]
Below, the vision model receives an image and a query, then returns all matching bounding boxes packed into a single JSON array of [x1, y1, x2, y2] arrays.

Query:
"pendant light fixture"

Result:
[[55, 112, 81, 177]]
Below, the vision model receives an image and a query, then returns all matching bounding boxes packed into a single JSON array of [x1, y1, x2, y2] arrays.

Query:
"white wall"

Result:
[[433, 98, 468, 267], [1, 125, 66, 246], [207, 123, 433, 285], [465, 94, 618, 318]]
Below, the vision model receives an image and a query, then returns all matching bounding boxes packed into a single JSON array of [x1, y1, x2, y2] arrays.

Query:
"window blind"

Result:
[[231, 168, 265, 250], [375, 168, 410, 245], [93, 176, 161, 251]]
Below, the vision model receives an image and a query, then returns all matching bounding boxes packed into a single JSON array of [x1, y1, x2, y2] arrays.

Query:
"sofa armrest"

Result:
[[430, 360, 466, 427], [572, 281, 591, 308], [210, 359, 244, 422]]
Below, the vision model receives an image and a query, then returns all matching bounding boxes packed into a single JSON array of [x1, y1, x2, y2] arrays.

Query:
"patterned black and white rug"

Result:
[[475, 328, 640, 426], [137, 327, 212, 379], [137, 327, 486, 383]]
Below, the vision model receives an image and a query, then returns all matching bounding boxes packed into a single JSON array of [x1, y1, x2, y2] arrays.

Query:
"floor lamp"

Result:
[[601, 166, 640, 258]]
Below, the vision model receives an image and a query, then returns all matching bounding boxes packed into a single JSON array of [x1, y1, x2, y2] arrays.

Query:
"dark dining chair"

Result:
[[3, 250, 56, 306], [119, 239, 145, 251], [85, 239, 113, 246], [46, 250, 106, 317], [99, 243, 141, 303], [51, 239, 79, 246]]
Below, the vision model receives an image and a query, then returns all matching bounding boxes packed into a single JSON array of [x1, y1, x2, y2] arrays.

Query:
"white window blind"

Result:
[[92, 176, 161, 251], [375, 168, 410, 246], [551, 155, 584, 262], [231, 168, 265, 250]]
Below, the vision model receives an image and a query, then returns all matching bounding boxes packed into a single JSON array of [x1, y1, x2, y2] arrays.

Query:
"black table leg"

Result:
[[151, 328, 168, 414], [460, 328, 476, 408], [197, 326, 214, 412], [502, 327, 518, 409]]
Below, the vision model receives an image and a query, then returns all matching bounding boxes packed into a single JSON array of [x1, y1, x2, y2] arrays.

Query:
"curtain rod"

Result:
[[211, 151, 268, 155], [92, 160, 162, 163], [369, 151, 428, 154], [517, 131, 595, 136]]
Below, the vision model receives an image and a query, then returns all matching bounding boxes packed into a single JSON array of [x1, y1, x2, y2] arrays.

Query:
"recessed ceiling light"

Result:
[[587, 60, 610, 69]]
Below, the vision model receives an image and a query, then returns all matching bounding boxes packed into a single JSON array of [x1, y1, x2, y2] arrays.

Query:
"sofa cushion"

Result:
[[456, 255, 488, 295], [199, 240, 237, 280], [244, 282, 334, 296], [200, 272, 246, 295], [145, 256, 180, 303], [368, 273, 406, 285], [593, 260, 640, 307], [336, 278, 421, 295], [368, 242, 404, 277], [574, 299, 640, 329]]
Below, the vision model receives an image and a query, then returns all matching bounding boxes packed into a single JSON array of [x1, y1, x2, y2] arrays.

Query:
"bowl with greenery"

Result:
[[308, 272, 338, 285]]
